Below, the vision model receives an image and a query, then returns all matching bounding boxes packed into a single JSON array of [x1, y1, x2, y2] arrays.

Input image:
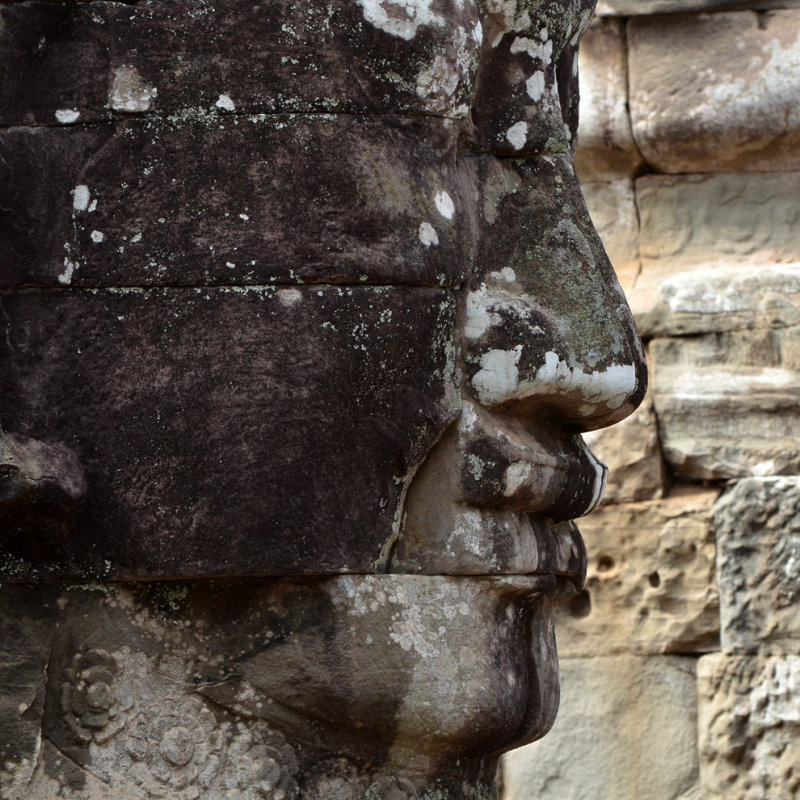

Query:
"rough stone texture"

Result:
[[583, 380, 666, 504], [629, 11, 800, 174], [0, 118, 477, 289], [597, 0, 800, 13], [698, 653, 800, 800], [0, 286, 456, 580], [630, 173, 800, 336], [582, 180, 640, 296], [714, 478, 800, 654], [502, 656, 700, 800], [557, 488, 720, 657], [651, 329, 800, 479], [574, 20, 644, 181]]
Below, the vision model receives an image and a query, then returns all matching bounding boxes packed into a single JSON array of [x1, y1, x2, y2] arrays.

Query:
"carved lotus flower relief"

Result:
[[61, 649, 132, 744], [123, 696, 223, 799], [221, 724, 299, 800]]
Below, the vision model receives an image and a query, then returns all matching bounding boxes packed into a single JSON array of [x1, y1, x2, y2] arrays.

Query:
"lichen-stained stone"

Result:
[[631, 173, 800, 336], [0, 286, 457, 580], [0, 116, 477, 289], [651, 329, 800, 479], [582, 180, 641, 297], [628, 11, 800, 174], [583, 387, 667, 505], [2, 576, 561, 799], [698, 653, 800, 800], [0, 0, 482, 126], [574, 20, 643, 181], [502, 656, 700, 800], [714, 478, 800, 655], [0, 587, 60, 800], [557, 487, 719, 657], [596, 0, 800, 14]]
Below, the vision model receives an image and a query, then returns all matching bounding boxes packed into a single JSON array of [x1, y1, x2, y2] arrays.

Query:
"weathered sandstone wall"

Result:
[[502, 2, 800, 798]]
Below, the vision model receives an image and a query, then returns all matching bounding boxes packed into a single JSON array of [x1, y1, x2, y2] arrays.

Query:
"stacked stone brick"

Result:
[[502, 2, 800, 798]]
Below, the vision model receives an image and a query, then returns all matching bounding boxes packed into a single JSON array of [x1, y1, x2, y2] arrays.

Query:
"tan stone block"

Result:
[[714, 478, 800, 655], [584, 377, 667, 505], [597, 0, 800, 15], [502, 656, 700, 800], [558, 487, 720, 657], [629, 11, 800, 174], [651, 330, 800, 479], [698, 653, 800, 800], [582, 180, 641, 296], [574, 19, 644, 181], [631, 173, 800, 336]]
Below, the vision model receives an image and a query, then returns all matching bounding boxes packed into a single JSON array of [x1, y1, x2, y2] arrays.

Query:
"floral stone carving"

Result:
[[124, 696, 223, 799], [61, 649, 130, 745]]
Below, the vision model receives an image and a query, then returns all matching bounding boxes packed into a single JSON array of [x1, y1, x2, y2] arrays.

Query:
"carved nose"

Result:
[[465, 156, 647, 432]]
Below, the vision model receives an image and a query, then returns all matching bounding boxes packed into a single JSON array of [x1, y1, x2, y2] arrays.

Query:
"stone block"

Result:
[[0, 117, 474, 289], [714, 478, 800, 654], [0, 286, 456, 580], [651, 329, 800, 479], [698, 653, 800, 800], [502, 655, 700, 800], [574, 19, 644, 181], [597, 0, 800, 14], [582, 180, 641, 297], [584, 377, 667, 505], [631, 173, 800, 336], [629, 11, 800, 173], [558, 488, 719, 656]]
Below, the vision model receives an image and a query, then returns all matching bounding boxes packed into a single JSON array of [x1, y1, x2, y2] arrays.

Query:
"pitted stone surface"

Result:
[[502, 656, 700, 800], [558, 488, 719, 656], [651, 328, 800, 479], [631, 173, 800, 336], [714, 478, 800, 654], [698, 653, 800, 800], [629, 10, 800, 174]]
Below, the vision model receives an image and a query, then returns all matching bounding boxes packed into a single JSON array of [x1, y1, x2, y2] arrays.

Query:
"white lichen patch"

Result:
[[526, 71, 545, 101], [72, 185, 91, 213], [109, 65, 157, 112], [357, 0, 445, 41], [419, 221, 439, 247], [483, 0, 531, 46], [58, 257, 77, 285], [510, 36, 553, 66], [215, 93, 235, 112], [277, 288, 303, 307], [483, 349, 638, 412], [463, 282, 543, 340], [90, 230, 105, 243], [471, 346, 522, 403], [434, 190, 455, 220], [415, 25, 473, 115], [505, 121, 528, 150], [55, 108, 80, 124]]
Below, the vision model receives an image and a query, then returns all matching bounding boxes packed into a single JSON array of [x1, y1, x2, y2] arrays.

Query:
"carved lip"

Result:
[[458, 402, 609, 523]]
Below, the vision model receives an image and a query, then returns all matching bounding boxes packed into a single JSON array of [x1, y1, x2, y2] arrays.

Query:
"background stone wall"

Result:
[[501, 2, 800, 799]]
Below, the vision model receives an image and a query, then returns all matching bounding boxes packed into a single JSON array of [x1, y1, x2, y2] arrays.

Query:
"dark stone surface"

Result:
[[0, 286, 457, 580], [0, 0, 480, 126], [0, 117, 476, 289]]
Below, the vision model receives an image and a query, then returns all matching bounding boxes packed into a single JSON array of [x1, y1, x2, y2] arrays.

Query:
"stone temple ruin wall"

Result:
[[501, 2, 800, 799]]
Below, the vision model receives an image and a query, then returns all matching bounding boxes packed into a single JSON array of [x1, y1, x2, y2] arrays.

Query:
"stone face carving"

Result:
[[0, 0, 646, 797]]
